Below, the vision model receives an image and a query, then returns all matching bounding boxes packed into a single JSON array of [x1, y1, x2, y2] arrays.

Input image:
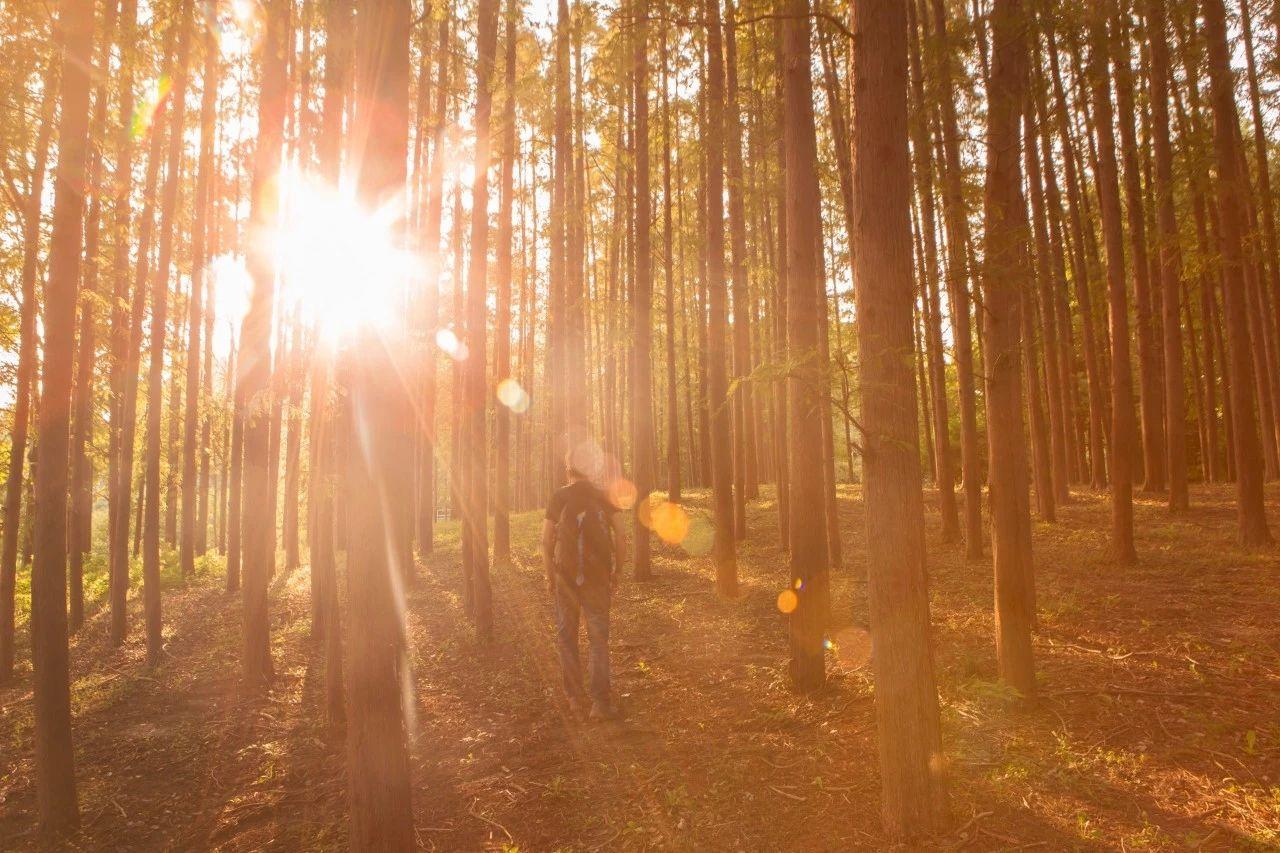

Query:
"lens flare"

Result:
[[636, 493, 662, 529], [680, 515, 714, 557], [271, 174, 415, 341], [495, 377, 530, 413], [777, 589, 798, 614], [435, 328, 469, 360], [132, 75, 172, 140], [608, 478, 638, 511], [650, 501, 689, 545], [829, 626, 871, 668]]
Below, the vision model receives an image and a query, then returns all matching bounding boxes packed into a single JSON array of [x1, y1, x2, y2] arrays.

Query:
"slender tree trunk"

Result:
[[143, 0, 196, 664], [724, 0, 753, 540], [1202, 0, 1273, 542], [929, 0, 983, 556], [462, 0, 499, 636], [784, 0, 829, 693], [493, 7, 517, 562], [1146, 0, 1189, 510], [631, 0, 655, 577], [1087, 2, 1138, 563], [343, 0, 416, 845], [1111, 3, 1164, 493], [183, 20, 219, 577], [241, 0, 289, 685], [662, 29, 681, 503], [68, 0, 119, 632], [851, 0, 947, 836], [983, 0, 1037, 695], [907, 0, 960, 541], [1, 65, 56, 681], [30, 0, 96, 829], [704, 0, 737, 594]]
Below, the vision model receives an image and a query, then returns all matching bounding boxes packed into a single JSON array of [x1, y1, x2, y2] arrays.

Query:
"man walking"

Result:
[[542, 448, 626, 720]]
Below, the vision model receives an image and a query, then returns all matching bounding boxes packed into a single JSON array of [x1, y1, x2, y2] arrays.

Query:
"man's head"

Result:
[[564, 440, 603, 483]]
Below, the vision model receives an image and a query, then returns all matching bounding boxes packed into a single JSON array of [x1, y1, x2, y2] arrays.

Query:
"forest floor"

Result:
[[1, 483, 1278, 851]]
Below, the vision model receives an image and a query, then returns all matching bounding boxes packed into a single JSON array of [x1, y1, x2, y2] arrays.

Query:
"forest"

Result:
[[0, 0, 1278, 847]]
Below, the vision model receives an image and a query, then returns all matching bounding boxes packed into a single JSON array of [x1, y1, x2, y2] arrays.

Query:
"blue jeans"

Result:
[[553, 579, 611, 705]]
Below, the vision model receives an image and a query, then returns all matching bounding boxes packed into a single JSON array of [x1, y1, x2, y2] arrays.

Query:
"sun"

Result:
[[273, 171, 420, 343]]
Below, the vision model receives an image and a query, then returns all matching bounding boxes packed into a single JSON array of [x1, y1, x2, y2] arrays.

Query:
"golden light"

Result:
[[435, 328, 468, 360], [651, 501, 690, 545], [607, 478, 638, 511], [207, 253, 252, 328], [273, 174, 415, 343], [681, 515, 714, 556], [828, 626, 871, 668], [636, 493, 662, 529], [496, 377, 530, 413], [132, 75, 171, 140], [777, 589, 798, 614]]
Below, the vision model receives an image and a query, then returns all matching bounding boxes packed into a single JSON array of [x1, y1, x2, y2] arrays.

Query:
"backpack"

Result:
[[556, 489, 614, 587]]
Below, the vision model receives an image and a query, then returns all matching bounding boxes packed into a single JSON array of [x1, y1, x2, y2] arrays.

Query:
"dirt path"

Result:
[[2, 484, 1278, 850]]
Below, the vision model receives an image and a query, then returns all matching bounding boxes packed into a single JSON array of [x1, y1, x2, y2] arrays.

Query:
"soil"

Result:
[[1, 483, 1278, 850]]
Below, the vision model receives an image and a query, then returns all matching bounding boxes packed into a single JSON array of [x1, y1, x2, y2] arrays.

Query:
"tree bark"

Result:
[[704, 0, 737, 596], [1087, 2, 1138, 563], [851, 0, 947, 836], [1146, 0, 1189, 510], [30, 0, 96, 829], [983, 0, 1037, 695]]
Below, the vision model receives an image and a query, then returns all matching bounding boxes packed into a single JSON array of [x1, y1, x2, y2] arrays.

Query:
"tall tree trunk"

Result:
[[662, 28, 681, 504], [68, 0, 120, 632], [784, 0, 830, 693], [928, 0, 983, 557], [144, 0, 196, 663], [1203, 0, 1273, 543], [1111, 3, 1165, 493], [1087, 2, 1138, 563], [30, 0, 96, 829], [907, 0, 960, 541], [1146, 0, 1189, 510], [344, 0, 416, 845], [1, 63, 56, 682], [632, 0, 655, 578], [183, 19, 219, 576], [704, 0, 737, 595], [493, 7, 517, 562], [463, 0, 499, 636], [983, 0, 1036, 695], [1025, 89, 1070, 506], [724, 0, 754, 540], [850, 0, 947, 836], [241, 0, 290, 685]]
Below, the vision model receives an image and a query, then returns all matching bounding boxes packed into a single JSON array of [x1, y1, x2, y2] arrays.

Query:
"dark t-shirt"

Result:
[[545, 479, 618, 523]]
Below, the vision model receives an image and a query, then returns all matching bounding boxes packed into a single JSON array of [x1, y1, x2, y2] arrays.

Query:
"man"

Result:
[[542, 449, 627, 720]]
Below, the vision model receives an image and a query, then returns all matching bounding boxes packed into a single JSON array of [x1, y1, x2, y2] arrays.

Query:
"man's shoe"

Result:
[[567, 696, 589, 717], [589, 701, 620, 721]]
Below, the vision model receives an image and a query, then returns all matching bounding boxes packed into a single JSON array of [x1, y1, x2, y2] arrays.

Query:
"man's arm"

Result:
[[611, 513, 627, 585], [541, 519, 557, 594]]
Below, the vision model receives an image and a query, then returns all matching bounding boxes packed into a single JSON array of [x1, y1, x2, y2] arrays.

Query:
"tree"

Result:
[[1146, 0, 1188, 511], [1087, 0, 1137, 563], [29, 0, 96, 830], [240, 0, 289, 685], [632, 0, 654, 579], [704, 0, 737, 596], [1202, 0, 1273, 545], [0, 60, 56, 682], [850, 0, 947, 837], [983, 0, 1036, 695], [462, 0, 499, 636], [343, 0, 416, 844]]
